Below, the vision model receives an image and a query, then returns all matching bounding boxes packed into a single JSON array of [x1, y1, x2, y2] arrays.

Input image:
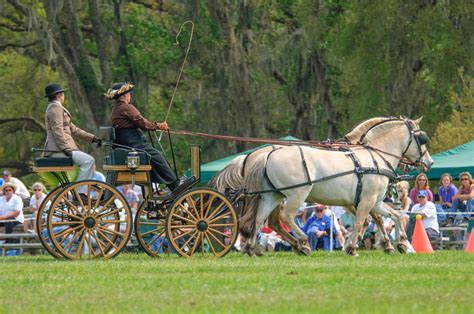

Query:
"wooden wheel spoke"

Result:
[[203, 195, 217, 219], [53, 224, 83, 239], [141, 227, 164, 237], [73, 189, 87, 211], [205, 200, 226, 222], [173, 229, 195, 241], [178, 203, 199, 222], [200, 193, 204, 220], [96, 229, 118, 250], [185, 196, 198, 218], [95, 197, 117, 216], [206, 229, 226, 249], [208, 223, 235, 227], [53, 208, 83, 221], [96, 208, 120, 220], [64, 227, 85, 252], [61, 197, 82, 215], [52, 221, 83, 226], [98, 219, 127, 224], [86, 186, 92, 212], [93, 188, 105, 210], [145, 232, 166, 249], [139, 221, 163, 226], [180, 230, 199, 252], [208, 211, 232, 224], [74, 232, 87, 258], [169, 224, 196, 229], [86, 230, 94, 258], [57, 228, 76, 246], [171, 213, 197, 225], [207, 226, 232, 238], [204, 232, 217, 255], [189, 233, 201, 256], [97, 225, 125, 238], [89, 231, 106, 257]]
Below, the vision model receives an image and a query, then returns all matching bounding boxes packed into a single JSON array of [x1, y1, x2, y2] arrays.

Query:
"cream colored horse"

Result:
[[241, 117, 432, 256], [209, 117, 407, 255]]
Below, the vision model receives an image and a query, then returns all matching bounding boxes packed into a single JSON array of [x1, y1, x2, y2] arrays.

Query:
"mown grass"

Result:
[[0, 251, 473, 313]]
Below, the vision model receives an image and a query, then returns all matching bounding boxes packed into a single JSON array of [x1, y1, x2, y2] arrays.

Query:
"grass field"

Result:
[[0, 251, 473, 313]]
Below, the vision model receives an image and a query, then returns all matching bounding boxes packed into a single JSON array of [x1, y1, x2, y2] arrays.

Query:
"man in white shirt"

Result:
[[2, 170, 30, 200], [411, 190, 439, 243]]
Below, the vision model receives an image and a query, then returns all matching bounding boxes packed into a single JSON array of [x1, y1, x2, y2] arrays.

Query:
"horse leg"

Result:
[[246, 193, 282, 257], [373, 201, 408, 253], [267, 208, 301, 252], [278, 208, 311, 256], [351, 198, 376, 256], [370, 212, 395, 254]]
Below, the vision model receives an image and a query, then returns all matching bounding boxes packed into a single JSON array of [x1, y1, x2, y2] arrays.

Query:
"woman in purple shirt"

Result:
[[438, 173, 458, 209]]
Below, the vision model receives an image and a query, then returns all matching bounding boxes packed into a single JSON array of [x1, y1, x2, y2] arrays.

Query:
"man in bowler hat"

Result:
[[43, 83, 101, 193]]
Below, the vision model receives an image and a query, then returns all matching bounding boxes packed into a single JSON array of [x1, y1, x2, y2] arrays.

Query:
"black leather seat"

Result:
[[34, 157, 73, 167]]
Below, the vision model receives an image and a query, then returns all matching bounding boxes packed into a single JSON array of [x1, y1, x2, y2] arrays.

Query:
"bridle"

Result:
[[401, 119, 429, 167]]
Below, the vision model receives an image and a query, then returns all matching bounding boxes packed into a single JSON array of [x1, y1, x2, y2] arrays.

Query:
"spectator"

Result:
[[451, 172, 474, 226], [340, 207, 355, 237], [132, 184, 143, 201], [396, 181, 411, 230], [411, 190, 440, 247], [301, 204, 335, 251], [327, 205, 345, 249], [409, 173, 434, 204], [0, 183, 25, 238], [2, 170, 30, 202], [438, 173, 458, 225], [24, 182, 48, 233], [118, 184, 139, 213]]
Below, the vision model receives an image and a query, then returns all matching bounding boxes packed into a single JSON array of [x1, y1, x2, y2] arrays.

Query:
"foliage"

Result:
[[0, 251, 472, 313]]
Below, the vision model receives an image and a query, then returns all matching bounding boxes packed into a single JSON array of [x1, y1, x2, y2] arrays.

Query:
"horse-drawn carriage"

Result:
[[31, 127, 240, 260]]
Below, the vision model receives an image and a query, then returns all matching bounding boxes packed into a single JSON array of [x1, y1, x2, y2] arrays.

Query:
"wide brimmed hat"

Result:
[[1, 182, 17, 193], [44, 83, 66, 98], [104, 82, 134, 100]]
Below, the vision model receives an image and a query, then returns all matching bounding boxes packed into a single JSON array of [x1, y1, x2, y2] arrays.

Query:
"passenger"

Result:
[[43, 83, 100, 194], [409, 173, 434, 204], [106, 82, 195, 196]]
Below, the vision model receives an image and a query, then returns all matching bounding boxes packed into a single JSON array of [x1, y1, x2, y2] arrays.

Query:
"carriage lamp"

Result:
[[127, 150, 140, 172]]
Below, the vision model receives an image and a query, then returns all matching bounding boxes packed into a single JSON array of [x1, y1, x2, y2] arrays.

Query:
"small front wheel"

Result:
[[165, 188, 238, 258]]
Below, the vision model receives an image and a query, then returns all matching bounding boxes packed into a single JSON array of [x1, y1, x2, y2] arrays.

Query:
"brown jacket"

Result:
[[43, 100, 94, 156]]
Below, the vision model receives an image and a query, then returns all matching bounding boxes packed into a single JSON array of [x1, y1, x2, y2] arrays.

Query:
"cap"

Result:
[[2, 170, 11, 176], [417, 190, 428, 198]]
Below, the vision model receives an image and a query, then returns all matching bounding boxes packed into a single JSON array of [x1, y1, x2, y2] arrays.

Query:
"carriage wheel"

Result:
[[166, 188, 238, 258], [46, 180, 133, 260], [36, 185, 66, 259], [135, 201, 171, 257]]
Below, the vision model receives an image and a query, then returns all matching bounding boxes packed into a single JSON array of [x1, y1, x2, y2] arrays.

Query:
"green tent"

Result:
[[412, 140, 474, 180], [195, 136, 300, 183]]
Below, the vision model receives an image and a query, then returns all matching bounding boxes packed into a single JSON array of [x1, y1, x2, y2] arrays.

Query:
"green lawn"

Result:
[[0, 251, 473, 313]]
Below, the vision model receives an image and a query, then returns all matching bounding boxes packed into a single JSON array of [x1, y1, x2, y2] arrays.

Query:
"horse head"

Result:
[[401, 117, 433, 172]]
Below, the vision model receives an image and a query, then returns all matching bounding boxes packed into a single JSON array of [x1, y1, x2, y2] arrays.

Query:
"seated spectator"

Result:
[[118, 184, 139, 213], [258, 223, 287, 252], [24, 182, 48, 233], [396, 181, 412, 230], [411, 190, 440, 247], [294, 207, 306, 229], [327, 205, 345, 249], [301, 204, 335, 251], [0, 183, 25, 239], [437, 173, 457, 225], [2, 170, 30, 204], [132, 184, 143, 201], [409, 173, 434, 204], [451, 172, 474, 226]]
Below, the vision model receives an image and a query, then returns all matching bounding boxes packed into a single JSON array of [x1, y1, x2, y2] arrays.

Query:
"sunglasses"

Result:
[[315, 209, 324, 212], [461, 178, 469, 181], [418, 179, 426, 181], [33, 189, 42, 191], [417, 196, 426, 198], [4, 189, 13, 192]]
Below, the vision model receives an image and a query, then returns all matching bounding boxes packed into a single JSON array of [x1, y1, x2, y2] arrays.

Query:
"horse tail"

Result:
[[239, 152, 269, 240], [208, 155, 246, 193]]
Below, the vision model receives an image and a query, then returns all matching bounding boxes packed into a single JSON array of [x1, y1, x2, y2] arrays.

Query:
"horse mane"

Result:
[[343, 117, 398, 144], [361, 119, 407, 146]]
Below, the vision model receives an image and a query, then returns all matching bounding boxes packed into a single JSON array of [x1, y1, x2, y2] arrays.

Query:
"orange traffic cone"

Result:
[[465, 229, 474, 253], [412, 215, 433, 253]]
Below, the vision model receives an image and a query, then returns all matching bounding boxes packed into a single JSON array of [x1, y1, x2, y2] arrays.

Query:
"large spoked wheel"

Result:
[[166, 188, 238, 258], [46, 180, 133, 260], [36, 185, 67, 259], [135, 201, 172, 257]]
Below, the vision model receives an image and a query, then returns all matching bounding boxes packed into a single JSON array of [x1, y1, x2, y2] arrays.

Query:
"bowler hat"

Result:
[[44, 83, 65, 98], [104, 82, 134, 100]]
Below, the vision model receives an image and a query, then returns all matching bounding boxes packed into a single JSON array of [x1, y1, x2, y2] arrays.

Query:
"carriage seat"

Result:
[[34, 156, 73, 167]]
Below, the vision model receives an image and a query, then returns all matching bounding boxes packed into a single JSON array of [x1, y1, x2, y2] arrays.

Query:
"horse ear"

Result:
[[415, 116, 423, 124]]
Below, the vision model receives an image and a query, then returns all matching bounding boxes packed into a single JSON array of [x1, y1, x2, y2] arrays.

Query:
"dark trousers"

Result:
[[0, 220, 21, 243], [115, 128, 179, 190]]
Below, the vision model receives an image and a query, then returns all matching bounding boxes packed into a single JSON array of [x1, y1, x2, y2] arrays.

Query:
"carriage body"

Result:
[[31, 129, 239, 260]]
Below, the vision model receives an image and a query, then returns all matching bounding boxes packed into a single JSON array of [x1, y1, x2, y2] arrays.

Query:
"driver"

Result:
[[106, 82, 194, 195]]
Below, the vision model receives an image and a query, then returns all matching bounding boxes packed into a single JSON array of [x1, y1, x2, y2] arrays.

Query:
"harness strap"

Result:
[[263, 147, 283, 193], [298, 146, 312, 185]]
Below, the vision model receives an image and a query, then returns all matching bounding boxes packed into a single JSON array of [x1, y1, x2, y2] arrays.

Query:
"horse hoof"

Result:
[[351, 250, 359, 257], [397, 242, 408, 254], [384, 245, 396, 254], [299, 245, 311, 256]]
